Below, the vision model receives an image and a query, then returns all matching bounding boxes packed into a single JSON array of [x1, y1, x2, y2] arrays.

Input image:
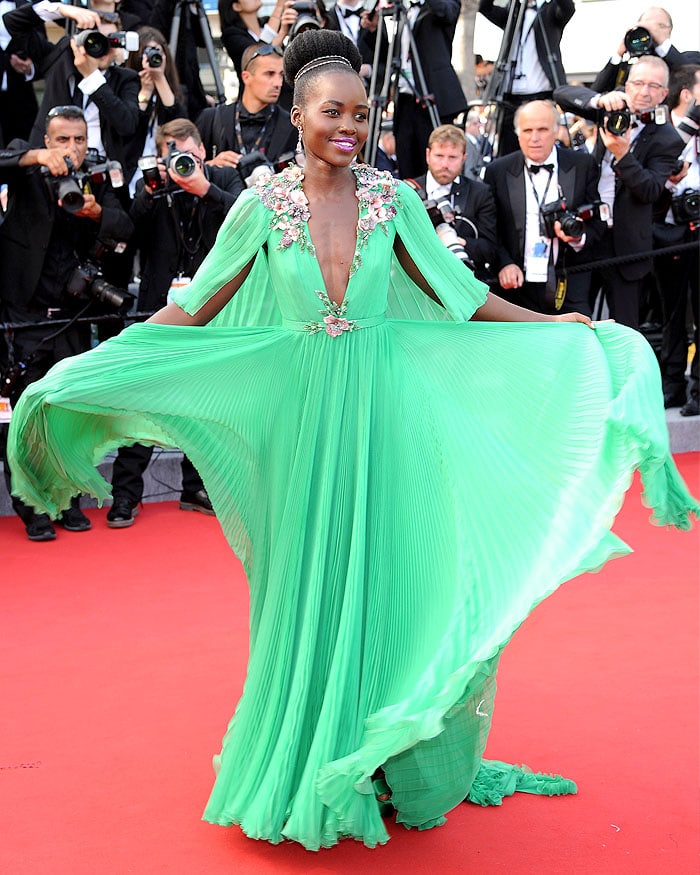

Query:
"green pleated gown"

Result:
[[8, 165, 699, 850]]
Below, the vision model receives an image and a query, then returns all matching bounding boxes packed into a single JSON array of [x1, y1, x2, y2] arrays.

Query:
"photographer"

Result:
[[0, 104, 134, 541], [592, 7, 700, 94], [4, 1, 140, 170], [106, 117, 244, 527], [322, 0, 387, 90], [555, 55, 684, 329], [652, 65, 700, 415], [410, 124, 497, 282], [483, 100, 604, 316], [196, 42, 297, 178], [218, 0, 298, 82], [0, 0, 44, 147]]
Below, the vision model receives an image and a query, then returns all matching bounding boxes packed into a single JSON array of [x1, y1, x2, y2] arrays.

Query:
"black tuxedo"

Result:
[[592, 45, 700, 93], [130, 165, 244, 310], [323, 6, 388, 76], [196, 101, 297, 166], [479, 0, 573, 92], [483, 146, 604, 315], [393, 0, 467, 178], [554, 83, 684, 326], [0, 0, 43, 146], [479, 0, 574, 156], [412, 173, 498, 278], [4, 3, 139, 169]]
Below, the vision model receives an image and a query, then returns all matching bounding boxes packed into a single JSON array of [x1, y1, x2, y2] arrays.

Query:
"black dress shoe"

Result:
[[25, 513, 57, 542], [106, 496, 138, 528], [664, 391, 687, 409], [179, 488, 215, 515], [680, 398, 700, 417], [56, 506, 92, 532]]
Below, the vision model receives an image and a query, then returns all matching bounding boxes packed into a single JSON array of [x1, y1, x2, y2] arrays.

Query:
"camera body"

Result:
[[74, 28, 140, 59], [290, 2, 322, 37], [239, 150, 298, 187], [603, 104, 669, 136], [137, 141, 199, 198], [424, 198, 475, 270], [623, 25, 654, 58], [540, 198, 605, 239], [42, 153, 124, 213], [66, 260, 133, 313], [671, 188, 700, 227], [142, 45, 163, 67]]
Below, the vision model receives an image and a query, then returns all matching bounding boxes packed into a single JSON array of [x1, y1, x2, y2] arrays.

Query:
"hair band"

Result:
[[294, 55, 354, 83]]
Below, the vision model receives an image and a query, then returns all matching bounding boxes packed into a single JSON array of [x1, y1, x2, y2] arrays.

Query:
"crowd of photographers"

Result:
[[0, 0, 698, 542]]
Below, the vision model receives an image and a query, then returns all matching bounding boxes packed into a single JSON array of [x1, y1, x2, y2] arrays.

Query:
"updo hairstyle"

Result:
[[283, 30, 363, 106]]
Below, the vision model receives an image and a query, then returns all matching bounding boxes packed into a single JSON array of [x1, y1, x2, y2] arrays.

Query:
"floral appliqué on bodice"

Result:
[[256, 164, 400, 335]]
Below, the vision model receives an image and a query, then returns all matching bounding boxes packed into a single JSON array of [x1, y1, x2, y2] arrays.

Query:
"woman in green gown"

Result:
[[7, 31, 699, 851]]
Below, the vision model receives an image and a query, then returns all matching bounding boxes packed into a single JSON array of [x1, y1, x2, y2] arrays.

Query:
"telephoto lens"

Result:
[[143, 45, 163, 67], [74, 29, 111, 58], [169, 152, 197, 177]]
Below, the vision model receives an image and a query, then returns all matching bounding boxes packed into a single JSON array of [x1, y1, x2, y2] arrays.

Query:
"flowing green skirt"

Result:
[[8, 318, 698, 849]]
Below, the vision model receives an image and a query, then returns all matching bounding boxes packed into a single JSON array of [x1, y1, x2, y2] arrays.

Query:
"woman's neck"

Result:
[[301, 156, 357, 200], [239, 12, 261, 33]]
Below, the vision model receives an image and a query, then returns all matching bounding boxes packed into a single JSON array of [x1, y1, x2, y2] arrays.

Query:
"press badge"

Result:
[[526, 239, 551, 283], [167, 275, 192, 303], [0, 395, 12, 424]]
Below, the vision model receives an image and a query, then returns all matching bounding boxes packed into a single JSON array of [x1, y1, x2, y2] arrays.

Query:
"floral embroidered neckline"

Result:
[[256, 163, 399, 273]]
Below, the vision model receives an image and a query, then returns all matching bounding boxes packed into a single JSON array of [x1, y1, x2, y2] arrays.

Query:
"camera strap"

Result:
[[169, 196, 204, 275], [233, 102, 274, 155]]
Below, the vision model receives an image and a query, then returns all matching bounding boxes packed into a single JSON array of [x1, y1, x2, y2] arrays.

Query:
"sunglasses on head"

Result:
[[47, 105, 85, 120], [243, 44, 284, 71]]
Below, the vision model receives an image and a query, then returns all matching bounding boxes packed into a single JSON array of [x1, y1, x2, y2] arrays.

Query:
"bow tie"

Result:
[[528, 163, 554, 174], [240, 112, 268, 126], [342, 6, 362, 17]]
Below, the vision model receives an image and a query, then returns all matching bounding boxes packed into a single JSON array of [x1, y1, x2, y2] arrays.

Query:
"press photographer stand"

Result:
[[365, 0, 440, 167], [169, 0, 226, 106]]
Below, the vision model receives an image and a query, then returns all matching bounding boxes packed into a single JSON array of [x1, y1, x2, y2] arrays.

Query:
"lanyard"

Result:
[[233, 101, 273, 155], [526, 165, 556, 210]]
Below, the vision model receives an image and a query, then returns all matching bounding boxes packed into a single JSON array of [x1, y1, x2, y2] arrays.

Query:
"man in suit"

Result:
[[592, 6, 700, 93], [483, 100, 604, 316], [322, 0, 387, 91], [4, 1, 139, 170], [0, 104, 133, 540], [392, 0, 467, 180], [555, 55, 684, 329], [0, 0, 43, 146], [411, 124, 497, 281], [479, 0, 574, 156], [106, 117, 245, 528], [197, 42, 296, 179]]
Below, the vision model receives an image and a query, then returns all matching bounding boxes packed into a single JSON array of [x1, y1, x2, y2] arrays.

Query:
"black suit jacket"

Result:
[[479, 0, 574, 92], [323, 6, 388, 75], [4, 3, 139, 168], [406, 0, 467, 119], [131, 165, 244, 310], [413, 172, 498, 274], [0, 0, 43, 146], [0, 141, 134, 309], [196, 101, 297, 165], [592, 45, 700, 93], [554, 83, 684, 280], [483, 146, 604, 272]]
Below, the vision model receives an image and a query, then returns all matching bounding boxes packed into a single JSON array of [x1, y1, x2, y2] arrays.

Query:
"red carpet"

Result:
[[2, 454, 698, 874]]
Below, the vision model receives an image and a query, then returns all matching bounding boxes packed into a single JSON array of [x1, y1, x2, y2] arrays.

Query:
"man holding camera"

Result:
[[592, 7, 700, 93], [483, 100, 604, 317], [4, 1, 139, 169], [410, 124, 497, 281], [651, 65, 700, 414], [197, 42, 297, 181], [0, 104, 134, 541], [105, 117, 244, 528], [555, 55, 684, 329]]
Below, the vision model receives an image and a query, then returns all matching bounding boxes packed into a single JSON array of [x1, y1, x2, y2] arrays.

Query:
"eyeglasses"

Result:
[[47, 106, 85, 120], [243, 44, 284, 71], [627, 80, 666, 92]]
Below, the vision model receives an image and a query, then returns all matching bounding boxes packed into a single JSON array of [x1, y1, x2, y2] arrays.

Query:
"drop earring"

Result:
[[296, 126, 303, 154]]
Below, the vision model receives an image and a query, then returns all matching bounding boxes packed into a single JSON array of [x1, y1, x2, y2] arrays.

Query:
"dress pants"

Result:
[[394, 92, 455, 180], [111, 443, 204, 503], [594, 227, 644, 330]]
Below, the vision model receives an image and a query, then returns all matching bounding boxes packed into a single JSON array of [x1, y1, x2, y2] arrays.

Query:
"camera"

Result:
[[677, 99, 700, 145], [143, 45, 164, 67], [671, 189, 700, 227], [424, 199, 475, 270], [290, 2, 322, 37], [238, 150, 297, 186], [138, 140, 199, 198], [540, 198, 605, 239], [66, 260, 134, 314], [74, 28, 140, 59], [603, 104, 669, 136], [623, 25, 654, 57], [42, 153, 125, 214]]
